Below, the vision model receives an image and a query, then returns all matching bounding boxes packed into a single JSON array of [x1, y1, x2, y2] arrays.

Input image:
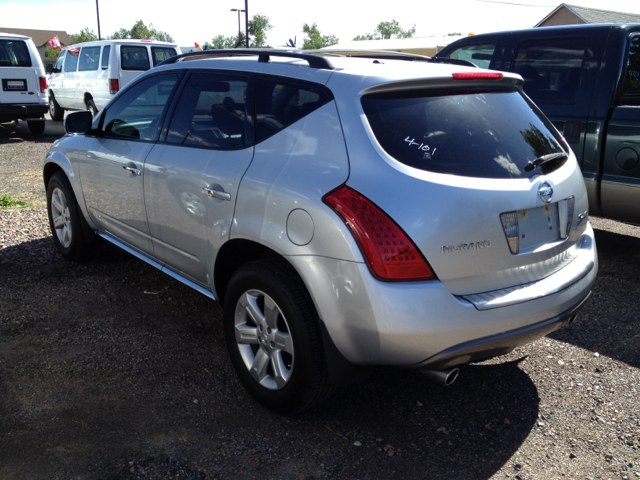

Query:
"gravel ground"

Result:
[[1, 121, 639, 479]]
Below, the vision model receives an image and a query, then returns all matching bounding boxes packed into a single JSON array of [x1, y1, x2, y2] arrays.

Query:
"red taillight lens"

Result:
[[39, 76, 47, 92], [452, 72, 503, 80], [323, 185, 436, 281], [109, 78, 119, 94]]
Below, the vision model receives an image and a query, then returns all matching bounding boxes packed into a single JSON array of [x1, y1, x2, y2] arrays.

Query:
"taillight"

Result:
[[39, 76, 47, 92], [452, 72, 503, 80], [323, 185, 436, 281], [109, 78, 119, 94]]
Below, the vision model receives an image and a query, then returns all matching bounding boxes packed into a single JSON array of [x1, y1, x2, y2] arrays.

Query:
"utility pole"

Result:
[[245, 0, 249, 48], [96, 0, 102, 40]]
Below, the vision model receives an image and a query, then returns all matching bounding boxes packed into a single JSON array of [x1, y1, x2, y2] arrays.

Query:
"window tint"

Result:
[[167, 73, 247, 149], [121, 46, 150, 70], [512, 37, 586, 104], [0, 40, 31, 67], [102, 73, 180, 141], [78, 46, 100, 71], [101, 45, 110, 69], [151, 47, 176, 66], [361, 90, 567, 179], [64, 47, 79, 72], [442, 43, 496, 69], [54, 51, 65, 71], [255, 76, 333, 143], [622, 34, 640, 103]]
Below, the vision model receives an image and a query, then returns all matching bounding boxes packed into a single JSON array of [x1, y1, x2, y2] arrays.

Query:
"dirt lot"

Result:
[[1, 120, 640, 479]]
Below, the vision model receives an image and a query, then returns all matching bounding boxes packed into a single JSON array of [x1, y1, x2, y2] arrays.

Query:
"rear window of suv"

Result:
[[0, 40, 31, 67], [362, 90, 567, 179]]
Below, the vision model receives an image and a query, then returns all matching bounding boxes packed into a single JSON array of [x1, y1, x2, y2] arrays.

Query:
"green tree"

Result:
[[205, 33, 245, 50], [353, 19, 416, 41], [248, 14, 272, 47], [302, 23, 338, 50], [109, 20, 174, 42], [69, 27, 98, 44], [45, 45, 61, 61]]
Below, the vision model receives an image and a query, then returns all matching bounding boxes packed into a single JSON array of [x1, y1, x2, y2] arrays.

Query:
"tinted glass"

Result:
[[443, 43, 495, 69], [622, 34, 640, 102], [121, 46, 150, 70], [167, 73, 247, 149], [78, 46, 100, 71], [255, 76, 332, 143], [151, 47, 176, 66], [54, 51, 65, 71], [512, 37, 586, 104], [0, 40, 31, 67], [64, 48, 79, 72], [101, 45, 110, 69], [362, 90, 567, 179], [102, 74, 179, 141]]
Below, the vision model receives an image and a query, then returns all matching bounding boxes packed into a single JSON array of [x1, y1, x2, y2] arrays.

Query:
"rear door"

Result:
[[0, 37, 40, 105]]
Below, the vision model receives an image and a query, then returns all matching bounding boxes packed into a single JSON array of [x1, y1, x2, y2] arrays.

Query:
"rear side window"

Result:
[[78, 46, 100, 71], [0, 39, 31, 67], [121, 46, 150, 70], [512, 37, 586, 104], [101, 45, 110, 69], [151, 47, 176, 66], [441, 43, 496, 69], [255, 75, 332, 143], [166, 72, 248, 149], [361, 90, 567, 179], [622, 34, 640, 104], [64, 47, 79, 72]]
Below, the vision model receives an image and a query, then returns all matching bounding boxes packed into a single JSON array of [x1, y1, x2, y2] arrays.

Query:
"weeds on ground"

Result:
[[0, 194, 28, 208]]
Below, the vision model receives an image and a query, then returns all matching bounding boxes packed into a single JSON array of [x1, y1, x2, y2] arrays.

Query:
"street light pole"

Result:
[[96, 0, 101, 40], [230, 8, 245, 45], [245, 0, 249, 48]]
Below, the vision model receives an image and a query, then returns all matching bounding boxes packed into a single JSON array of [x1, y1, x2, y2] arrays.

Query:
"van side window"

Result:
[[166, 73, 248, 149], [101, 45, 110, 70], [78, 46, 100, 71], [513, 37, 587, 105], [151, 47, 176, 67], [621, 34, 640, 105], [54, 51, 65, 71], [440, 43, 496, 69], [255, 76, 333, 143], [121, 46, 150, 71], [64, 47, 79, 72]]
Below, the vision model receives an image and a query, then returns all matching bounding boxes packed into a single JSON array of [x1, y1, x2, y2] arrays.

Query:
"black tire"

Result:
[[46, 172, 96, 261], [49, 95, 64, 121], [86, 98, 98, 117], [27, 120, 45, 134], [223, 259, 334, 414]]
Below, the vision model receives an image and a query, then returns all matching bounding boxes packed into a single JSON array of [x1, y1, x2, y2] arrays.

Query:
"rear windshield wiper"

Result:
[[524, 152, 569, 172]]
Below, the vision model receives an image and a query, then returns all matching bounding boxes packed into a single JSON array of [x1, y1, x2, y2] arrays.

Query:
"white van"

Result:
[[0, 32, 48, 134], [47, 39, 180, 120]]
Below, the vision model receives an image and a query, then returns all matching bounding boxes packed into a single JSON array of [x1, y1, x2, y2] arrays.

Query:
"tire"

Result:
[[86, 98, 98, 117], [46, 172, 96, 261], [49, 95, 64, 121], [223, 259, 334, 414], [27, 120, 45, 134]]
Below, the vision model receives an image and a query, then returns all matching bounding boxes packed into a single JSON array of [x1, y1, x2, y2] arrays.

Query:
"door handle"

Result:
[[202, 186, 231, 201], [122, 165, 141, 176]]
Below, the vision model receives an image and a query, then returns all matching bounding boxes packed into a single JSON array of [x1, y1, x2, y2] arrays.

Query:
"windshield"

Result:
[[361, 90, 568, 179]]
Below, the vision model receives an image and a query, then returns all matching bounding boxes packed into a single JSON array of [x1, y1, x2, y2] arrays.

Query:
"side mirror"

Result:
[[64, 111, 93, 135]]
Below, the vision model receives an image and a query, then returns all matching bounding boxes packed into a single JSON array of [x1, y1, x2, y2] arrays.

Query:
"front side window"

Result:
[[362, 90, 567, 179], [441, 42, 496, 69], [64, 47, 79, 72], [166, 73, 248, 149], [151, 47, 176, 66], [255, 75, 333, 143], [121, 46, 150, 70], [78, 46, 100, 71], [101, 45, 110, 69], [0, 40, 31, 66], [512, 37, 586, 104], [54, 50, 65, 71], [101, 73, 180, 141], [622, 34, 640, 104]]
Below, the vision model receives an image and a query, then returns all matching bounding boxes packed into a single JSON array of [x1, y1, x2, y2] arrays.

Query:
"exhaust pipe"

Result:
[[422, 367, 460, 386], [566, 313, 578, 326]]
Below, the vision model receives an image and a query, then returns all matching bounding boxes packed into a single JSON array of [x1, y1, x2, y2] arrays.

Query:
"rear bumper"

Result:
[[0, 103, 48, 122]]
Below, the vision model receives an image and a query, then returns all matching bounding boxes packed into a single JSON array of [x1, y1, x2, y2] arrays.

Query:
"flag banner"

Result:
[[195, 42, 203, 51], [47, 35, 61, 50]]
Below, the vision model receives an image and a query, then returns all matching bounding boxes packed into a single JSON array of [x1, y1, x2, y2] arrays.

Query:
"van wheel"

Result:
[[49, 95, 64, 121], [27, 120, 45, 134], [86, 98, 98, 117], [223, 259, 334, 414]]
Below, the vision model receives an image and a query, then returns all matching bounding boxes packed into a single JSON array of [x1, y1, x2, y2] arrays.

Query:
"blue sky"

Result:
[[2, 0, 640, 47]]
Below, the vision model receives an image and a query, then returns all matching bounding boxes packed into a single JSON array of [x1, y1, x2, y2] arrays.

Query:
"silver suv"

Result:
[[43, 50, 598, 413]]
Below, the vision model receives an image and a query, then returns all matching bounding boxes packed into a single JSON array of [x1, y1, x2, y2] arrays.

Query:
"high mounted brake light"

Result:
[[323, 185, 436, 281], [452, 72, 503, 80]]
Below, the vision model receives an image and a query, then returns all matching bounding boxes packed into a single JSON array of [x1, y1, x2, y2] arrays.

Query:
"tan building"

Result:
[[0, 28, 71, 67], [535, 3, 640, 27]]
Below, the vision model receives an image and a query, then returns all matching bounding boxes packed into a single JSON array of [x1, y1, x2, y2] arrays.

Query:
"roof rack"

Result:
[[157, 48, 335, 70], [303, 49, 477, 68]]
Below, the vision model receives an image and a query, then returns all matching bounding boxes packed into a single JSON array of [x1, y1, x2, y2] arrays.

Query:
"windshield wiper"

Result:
[[524, 152, 569, 172]]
